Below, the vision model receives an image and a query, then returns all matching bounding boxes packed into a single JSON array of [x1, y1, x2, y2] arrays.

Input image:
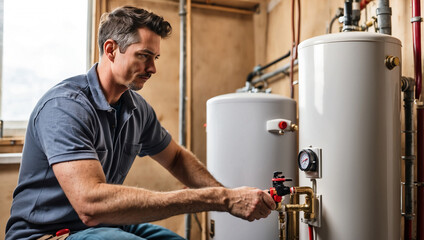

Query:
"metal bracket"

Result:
[[402, 155, 416, 161], [304, 147, 322, 179], [209, 219, 215, 238], [301, 194, 322, 228], [415, 181, 424, 187], [411, 16, 423, 23]]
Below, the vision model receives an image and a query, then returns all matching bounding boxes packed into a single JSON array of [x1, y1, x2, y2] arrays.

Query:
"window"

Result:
[[0, 0, 91, 133]]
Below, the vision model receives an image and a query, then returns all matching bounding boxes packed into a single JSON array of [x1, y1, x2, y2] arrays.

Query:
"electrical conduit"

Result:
[[179, 0, 192, 239], [404, 77, 416, 240], [418, 107, 424, 240]]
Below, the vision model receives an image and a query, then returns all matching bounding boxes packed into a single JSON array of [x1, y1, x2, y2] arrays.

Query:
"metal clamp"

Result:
[[411, 16, 423, 23], [415, 181, 424, 187], [402, 155, 416, 161], [209, 219, 215, 238]]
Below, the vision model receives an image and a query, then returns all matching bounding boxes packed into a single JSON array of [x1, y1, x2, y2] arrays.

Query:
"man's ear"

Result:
[[103, 39, 117, 62]]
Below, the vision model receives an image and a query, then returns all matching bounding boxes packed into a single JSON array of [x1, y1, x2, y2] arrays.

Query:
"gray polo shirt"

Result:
[[5, 64, 172, 240]]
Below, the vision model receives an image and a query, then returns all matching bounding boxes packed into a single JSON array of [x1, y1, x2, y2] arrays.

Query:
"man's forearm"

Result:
[[54, 159, 230, 227], [54, 150, 274, 228], [80, 184, 274, 226], [79, 184, 228, 226]]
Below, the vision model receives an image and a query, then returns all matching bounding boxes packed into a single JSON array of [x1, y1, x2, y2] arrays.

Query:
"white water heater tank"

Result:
[[298, 32, 401, 240], [207, 92, 297, 239]]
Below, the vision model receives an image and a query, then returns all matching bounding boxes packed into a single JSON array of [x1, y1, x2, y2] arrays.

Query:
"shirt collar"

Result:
[[86, 63, 136, 112]]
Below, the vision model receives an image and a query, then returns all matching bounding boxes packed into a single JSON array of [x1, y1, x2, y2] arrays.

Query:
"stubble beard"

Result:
[[128, 82, 143, 91], [128, 74, 150, 91]]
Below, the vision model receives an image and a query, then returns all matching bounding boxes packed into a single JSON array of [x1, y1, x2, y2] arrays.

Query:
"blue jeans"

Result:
[[66, 223, 185, 240]]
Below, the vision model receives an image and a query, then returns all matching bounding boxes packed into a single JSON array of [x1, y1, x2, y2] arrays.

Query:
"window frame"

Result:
[[0, 0, 94, 137]]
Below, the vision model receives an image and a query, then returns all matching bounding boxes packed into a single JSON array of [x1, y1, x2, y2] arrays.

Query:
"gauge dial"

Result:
[[298, 149, 317, 171]]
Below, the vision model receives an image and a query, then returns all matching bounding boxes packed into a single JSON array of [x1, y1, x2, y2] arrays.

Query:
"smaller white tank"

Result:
[[207, 92, 297, 240]]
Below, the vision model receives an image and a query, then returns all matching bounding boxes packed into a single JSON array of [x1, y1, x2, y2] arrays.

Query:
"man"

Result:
[[6, 6, 275, 240]]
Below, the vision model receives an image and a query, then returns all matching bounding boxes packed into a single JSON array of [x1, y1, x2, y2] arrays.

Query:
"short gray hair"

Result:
[[98, 6, 172, 56]]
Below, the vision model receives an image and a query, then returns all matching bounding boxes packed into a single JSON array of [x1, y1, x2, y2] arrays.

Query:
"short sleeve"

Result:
[[137, 100, 172, 157], [34, 97, 100, 165]]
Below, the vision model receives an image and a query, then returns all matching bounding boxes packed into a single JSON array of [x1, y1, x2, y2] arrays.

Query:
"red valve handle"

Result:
[[272, 177, 287, 182], [269, 187, 283, 203], [279, 121, 288, 130]]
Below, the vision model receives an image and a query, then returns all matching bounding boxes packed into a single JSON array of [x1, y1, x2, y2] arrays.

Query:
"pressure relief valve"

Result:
[[266, 119, 298, 135], [269, 171, 292, 204]]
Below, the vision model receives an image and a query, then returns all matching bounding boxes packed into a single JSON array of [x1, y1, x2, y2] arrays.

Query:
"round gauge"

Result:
[[298, 149, 317, 171]]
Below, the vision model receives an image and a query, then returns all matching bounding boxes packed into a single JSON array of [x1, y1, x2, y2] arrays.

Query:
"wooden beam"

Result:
[[187, 0, 193, 152], [132, 0, 258, 15], [191, 2, 258, 14], [92, 0, 108, 63]]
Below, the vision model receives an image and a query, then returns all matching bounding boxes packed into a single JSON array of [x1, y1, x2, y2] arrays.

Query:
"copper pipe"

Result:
[[285, 203, 310, 212], [279, 211, 286, 240], [287, 194, 299, 240], [292, 186, 314, 196], [285, 186, 315, 221]]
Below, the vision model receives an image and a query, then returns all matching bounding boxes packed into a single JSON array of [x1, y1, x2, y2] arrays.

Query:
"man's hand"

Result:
[[226, 187, 276, 222]]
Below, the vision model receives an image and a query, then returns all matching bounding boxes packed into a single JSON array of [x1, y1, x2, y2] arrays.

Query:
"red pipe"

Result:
[[289, 0, 300, 99], [418, 107, 424, 240], [308, 225, 314, 240], [413, 0, 424, 239], [290, 0, 295, 99], [359, 0, 372, 10], [413, 0, 422, 99], [405, 219, 413, 240]]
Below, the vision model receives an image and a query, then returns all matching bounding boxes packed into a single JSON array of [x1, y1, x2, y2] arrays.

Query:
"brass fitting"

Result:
[[285, 186, 315, 221], [290, 123, 299, 132], [278, 211, 286, 240], [287, 194, 299, 240], [275, 201, 283, 212], [385, 55, 400, 70], [360, 16, 377, 31]]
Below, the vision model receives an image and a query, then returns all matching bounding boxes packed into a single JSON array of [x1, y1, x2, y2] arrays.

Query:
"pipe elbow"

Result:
[[292, 186, 314, 198], [246, 72, 257, 83]]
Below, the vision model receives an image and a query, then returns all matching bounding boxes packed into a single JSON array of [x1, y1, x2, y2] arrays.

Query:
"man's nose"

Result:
[[146, 59, 156, 74]]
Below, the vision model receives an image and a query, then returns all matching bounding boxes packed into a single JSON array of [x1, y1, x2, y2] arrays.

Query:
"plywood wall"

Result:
[[0, 165, 19, 239]]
